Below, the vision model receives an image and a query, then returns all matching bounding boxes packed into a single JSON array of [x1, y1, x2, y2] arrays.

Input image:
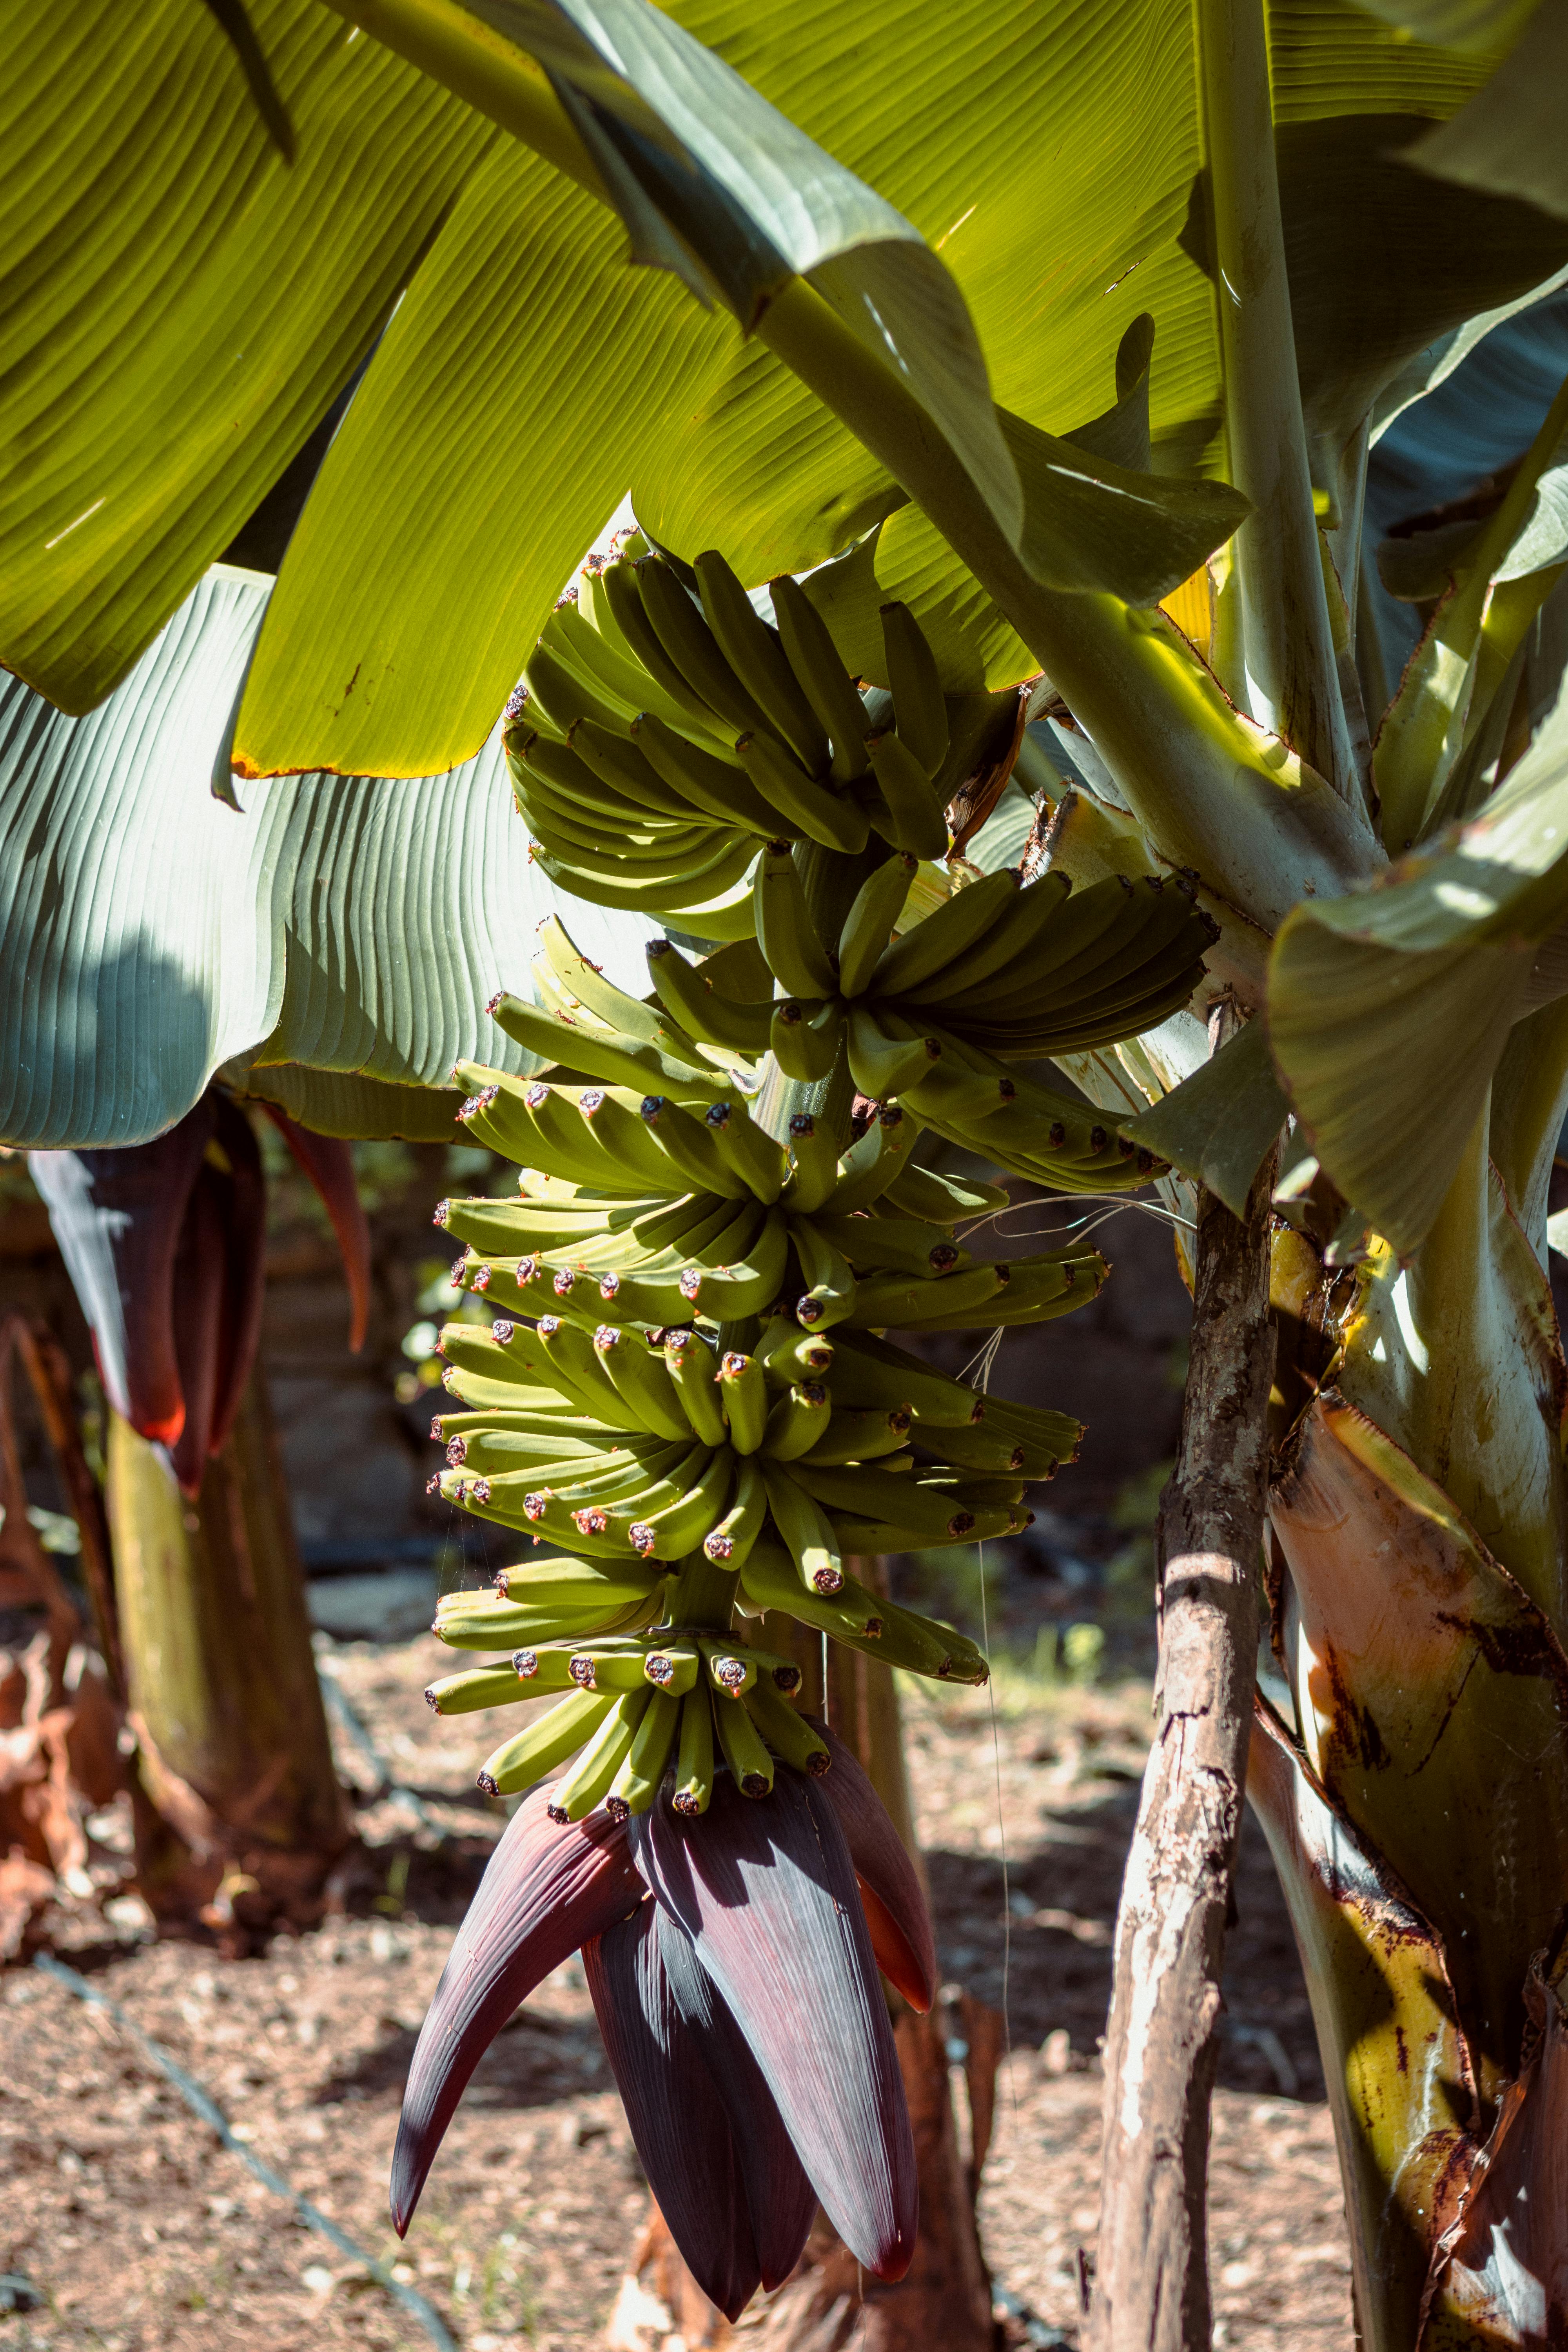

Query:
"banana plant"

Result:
[[9, 0, 1568, 2343]]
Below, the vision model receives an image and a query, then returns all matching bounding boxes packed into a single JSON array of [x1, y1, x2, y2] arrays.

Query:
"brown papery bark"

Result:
[[1087, 1080, 1278, 2352]]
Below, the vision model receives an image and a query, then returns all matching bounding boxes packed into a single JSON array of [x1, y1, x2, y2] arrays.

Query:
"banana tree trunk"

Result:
[[1089, 1121, 1278, 2352], [107, 1368, 348, 1938]]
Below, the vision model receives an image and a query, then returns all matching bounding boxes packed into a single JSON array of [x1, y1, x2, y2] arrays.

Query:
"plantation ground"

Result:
[[0, 1634, 1351, 2352]]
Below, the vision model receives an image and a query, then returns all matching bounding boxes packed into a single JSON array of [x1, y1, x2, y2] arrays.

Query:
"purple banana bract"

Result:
[[392, 1754, 933, 2307]]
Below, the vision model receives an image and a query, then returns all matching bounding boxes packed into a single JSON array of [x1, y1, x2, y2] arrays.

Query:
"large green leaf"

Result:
[[460, 0, 1025, 550], [1, 0, 1523, 754], [231, 143, 736, 779], [627, 0, 1504, 580], [0, 0, 493, 714], [0, 570, 657, 1148], [1269, 659, 1568, 1252], [1272, 114, 1568, 446], [1410, 0, 1568, 220]]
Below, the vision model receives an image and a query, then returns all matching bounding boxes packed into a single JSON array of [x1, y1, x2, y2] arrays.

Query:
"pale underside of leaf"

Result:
[[0, 573, 661, 1147]]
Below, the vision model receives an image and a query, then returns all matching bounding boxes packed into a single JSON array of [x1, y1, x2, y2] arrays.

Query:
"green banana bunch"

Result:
[[413, 530, 1230, 1809], [748, 842, 1212, 1116], [504, 549, 960, 902]]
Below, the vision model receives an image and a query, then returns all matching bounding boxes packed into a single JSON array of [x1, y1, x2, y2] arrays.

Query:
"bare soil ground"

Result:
[[0, 1636, 1352, 2352]]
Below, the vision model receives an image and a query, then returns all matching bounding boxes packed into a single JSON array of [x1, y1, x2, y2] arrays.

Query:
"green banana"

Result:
[[737, 1537, 878, 1638], [593, 1325, 692, 1440], [866, 731, 947, 860], [760, 1461, 844, 1595], [789, 1216, 858, 1330], [791, 1459, 988, 1542], [870, 867, 1022, 998], [534, 917, 693, 1052], [782, 1112, 842, 1214], [703, 1099, 786, 1203], [523, 638, 635, 740], [575, 1090, 709, 1194], [546, 1690, 652, 1821], [554, 589, 708, 744], [847, 1261, 1009, 1328], [897, 1061, 1018, 1123], [637, 554, 770, 738], [628, 1446, 733, 1561], [828, 1329, 986, 1426], [812, 1213, 964, 1276], [485, 994, 710, 1096], [534, 1317, 632, 1419], [702, 1452, 768, 1566], [606, 1690, 682, 1818], [529, 838, 758, 920], [755, 1312, 835, 1385], [753, 842, 837, 997], [719, 1350, 770, 1454], [437, 1318, 575, 1401], [770, 997, 842, 1081], [845, 1004, 942, 1101], [599, 558, 733, 740], [646, 938, 774, 1053], [673, 1688, 715, 1813], [881, 601, 949, 777], [829, 1503, 1024, 1553], [639, 1639, 702, 1695], [694, 551, 830, 773], [425, 1664, 535, 1715], [713, 1688, 775, 1798], [630, 711, 788, 837], [768, 572, 871, 782], [677, 1205, 790, 1320], [881, 1160, 1008, 1220], [698, 1636, 759, 1696], [477, 1689, 614, 1796], [490, 1556, 666, 1608], [566, 721, 695, 822], [837, 854, 918, 997], [639, 1094, 748, 1196], [825, 1106, 917, 1213], [896, 872, 1072, 1007], [744, 1678, 831, 1776], [663, 1328, 728, 1444], [737, 731, 870, 853], [437, 1191, 660, 1257], [803, 1405, 913, 1464], [760, 1380, 831, 1460]]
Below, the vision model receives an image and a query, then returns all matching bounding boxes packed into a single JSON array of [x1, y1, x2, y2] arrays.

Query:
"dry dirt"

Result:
[[0, 1635, 1352, 2352]]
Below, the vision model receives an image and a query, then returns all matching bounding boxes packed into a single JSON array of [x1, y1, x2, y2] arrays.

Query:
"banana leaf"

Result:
[[1406, 0, 1568, 221], [1268, 648, 1568, 1254], [13, 0, 1558, 784], [0, 568, 655, 1148], [0, 0, 494, 714]]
